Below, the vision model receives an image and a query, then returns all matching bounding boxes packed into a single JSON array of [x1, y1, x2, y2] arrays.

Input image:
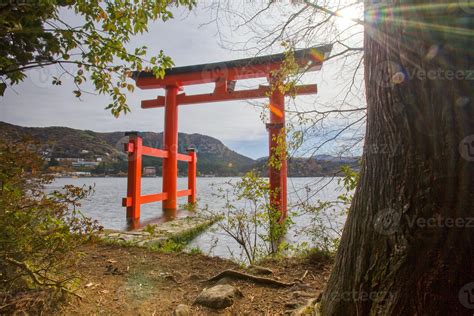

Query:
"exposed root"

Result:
[[206, 270, 295, 287]]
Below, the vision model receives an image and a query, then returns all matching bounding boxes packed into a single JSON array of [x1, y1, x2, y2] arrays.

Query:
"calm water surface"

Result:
[[47, 177, 346, 259]]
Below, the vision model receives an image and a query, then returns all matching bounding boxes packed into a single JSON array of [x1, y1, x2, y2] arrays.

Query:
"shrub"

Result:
[[0, 140, 101, 311], [210, 171, 290, 265]]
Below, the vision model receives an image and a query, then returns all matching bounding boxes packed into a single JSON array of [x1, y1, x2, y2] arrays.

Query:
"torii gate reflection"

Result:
[[124, 45, 332, 227]]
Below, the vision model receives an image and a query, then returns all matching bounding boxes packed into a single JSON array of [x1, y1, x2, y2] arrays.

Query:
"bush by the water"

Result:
[[0, 140, 101, 312]]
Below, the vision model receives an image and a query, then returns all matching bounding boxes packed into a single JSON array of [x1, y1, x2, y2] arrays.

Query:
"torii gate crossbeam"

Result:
[[128, 45, 332, 223]]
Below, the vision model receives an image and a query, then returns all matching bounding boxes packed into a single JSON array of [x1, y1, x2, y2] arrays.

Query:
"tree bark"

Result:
[[320, 0, 474, 314]]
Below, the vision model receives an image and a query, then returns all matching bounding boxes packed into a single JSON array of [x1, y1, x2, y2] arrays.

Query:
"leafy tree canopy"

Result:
[[0, 0, 196, 116]]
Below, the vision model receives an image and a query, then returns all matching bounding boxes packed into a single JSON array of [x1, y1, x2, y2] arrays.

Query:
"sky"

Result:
[[0, 1, 365, 159]]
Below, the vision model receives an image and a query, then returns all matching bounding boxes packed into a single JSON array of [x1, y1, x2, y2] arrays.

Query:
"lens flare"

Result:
[[269, 104, 284, 118]]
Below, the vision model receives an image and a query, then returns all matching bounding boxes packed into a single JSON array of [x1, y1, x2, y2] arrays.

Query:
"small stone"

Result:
[[137, 237, 168, 248], [173, 304, 191, 316], [194, 284, 242, 309]]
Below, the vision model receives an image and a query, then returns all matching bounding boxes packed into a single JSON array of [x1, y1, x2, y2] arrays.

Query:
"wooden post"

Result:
[[187, 148, 197, 205], [162, 85, 179, 217], [125, 132, 143, 222], [267, 78, 287, 221]]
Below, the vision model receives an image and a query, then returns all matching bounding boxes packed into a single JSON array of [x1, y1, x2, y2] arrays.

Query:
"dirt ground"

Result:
[[53, 243, 332, 315]]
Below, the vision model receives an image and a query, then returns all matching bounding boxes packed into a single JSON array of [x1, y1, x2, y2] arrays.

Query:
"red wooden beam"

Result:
[[142, 146, 168, 158], [142, 84, 318, 109], [177, 153, 192, 162], [140, 193, 169, 205], [177, 189, 192, 197], [135, 61, 323, 90], [122, 192, 168, 207]]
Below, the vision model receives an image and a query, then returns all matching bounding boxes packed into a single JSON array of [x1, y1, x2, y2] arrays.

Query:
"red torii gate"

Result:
[[124, 45, 332, 225]]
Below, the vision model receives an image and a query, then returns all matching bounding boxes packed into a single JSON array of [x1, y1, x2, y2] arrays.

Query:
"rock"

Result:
[[248, 265, 273, 275], [194, 284, 242, 309], [173, 304, 191, 316], [138, 237, 168, 247]]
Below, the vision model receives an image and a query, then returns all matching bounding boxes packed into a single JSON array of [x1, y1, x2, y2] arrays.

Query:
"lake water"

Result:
[[47, 177, 347, 260]]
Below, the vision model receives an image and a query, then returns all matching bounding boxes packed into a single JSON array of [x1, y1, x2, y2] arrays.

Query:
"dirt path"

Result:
[[57, 243, 331, 315]]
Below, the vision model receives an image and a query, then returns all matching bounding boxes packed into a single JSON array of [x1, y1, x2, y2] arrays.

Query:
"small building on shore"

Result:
[[143, 167, 157, 177]]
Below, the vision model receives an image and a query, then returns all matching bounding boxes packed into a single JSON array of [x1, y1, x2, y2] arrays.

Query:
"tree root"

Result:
[[206, 270, 295, 287]]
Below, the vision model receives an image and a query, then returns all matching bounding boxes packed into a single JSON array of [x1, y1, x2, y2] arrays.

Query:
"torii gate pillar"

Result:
[[132, 45, 332, 223], [267, 81, 287, 221], [162, 85, 179, 216]]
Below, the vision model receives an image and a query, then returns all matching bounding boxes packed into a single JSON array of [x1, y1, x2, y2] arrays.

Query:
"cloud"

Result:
[[0, 3, 365, 158]]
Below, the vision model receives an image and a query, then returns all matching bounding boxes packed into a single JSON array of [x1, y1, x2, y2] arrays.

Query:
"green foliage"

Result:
[[155, 240, 186, 253], [0, 0, 196, 115], [187, 247, 202, 255], [299, 166, 359, 253], [142, 224, 157, 236], [0, 139, 101, 301], [210, 171, 290, 265], [337, 165, 359, 204], [268, 42, 300, 97]]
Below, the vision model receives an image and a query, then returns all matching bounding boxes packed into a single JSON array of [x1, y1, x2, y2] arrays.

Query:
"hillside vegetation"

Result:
[[0, 122, 359, 177]]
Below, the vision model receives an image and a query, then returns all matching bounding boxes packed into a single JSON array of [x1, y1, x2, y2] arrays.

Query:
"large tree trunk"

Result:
[[320, 0, 474, 314]]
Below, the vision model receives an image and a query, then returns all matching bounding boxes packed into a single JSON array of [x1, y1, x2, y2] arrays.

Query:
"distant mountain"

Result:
[[314, 154, 359, 164], [0, 121, 360, 177], [0, 121, 254, 176]]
